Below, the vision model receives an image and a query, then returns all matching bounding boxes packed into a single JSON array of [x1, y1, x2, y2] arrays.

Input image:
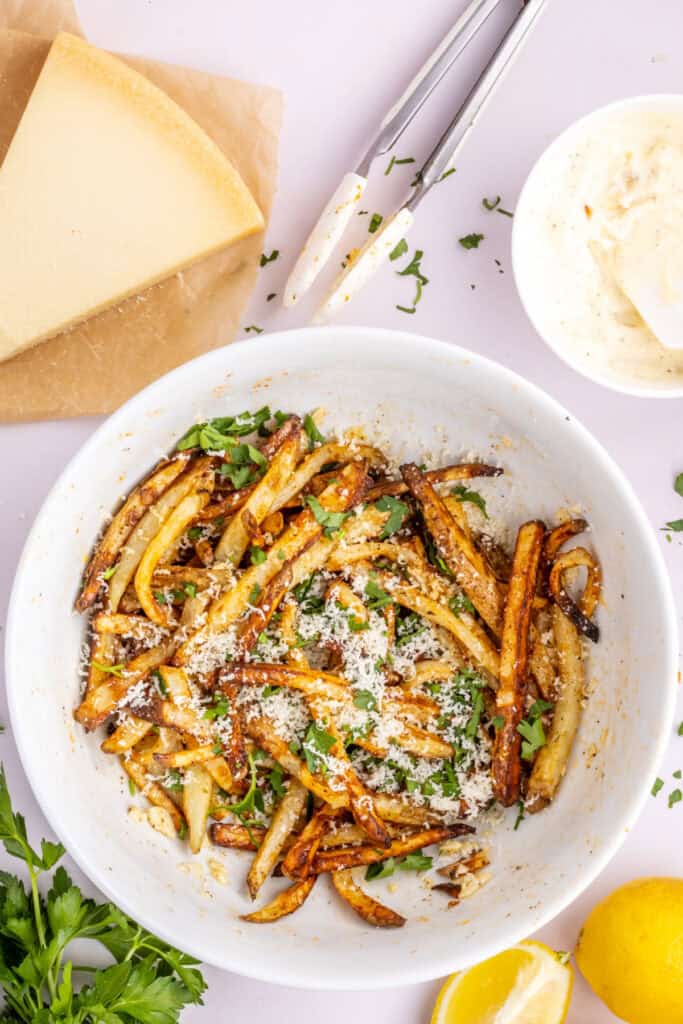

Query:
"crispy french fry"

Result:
[[92, 613, 170, 643], [526, 605, 585, 811], [74, 640, 176, 730], [401, 463, 504, 635], [281, 802, 341, 881], [363, 462, 503, 503], [215, 428, 303, 565], [82, 631, 116, 699], [271, 442, 384, 512], [154, 744, 217, 769], [331, 869, 406, 928], [101, 714, 153, 754], [544, 518, 589, 563], [135, 460, 215, 626], [248, 780, 308, 898], [528, 606, 558, 700], [76, 453, 191, 611], [492, 520, 545, 806], [183, 764, 213, 853], [241, 876, 316, 923], [107, 457, 215, 612], [312, 825, 465, 874], [210, 823, 265, 850], [549, 546, 601, 642]]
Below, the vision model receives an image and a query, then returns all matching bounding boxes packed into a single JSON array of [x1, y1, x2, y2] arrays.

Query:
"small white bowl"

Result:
[[5, 327, 678, 988], [512, 94, 683, 398]]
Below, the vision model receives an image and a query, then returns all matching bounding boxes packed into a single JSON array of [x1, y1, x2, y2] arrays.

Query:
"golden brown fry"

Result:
[[272, 442, 384, 511], [183, 764, 213, 853], [154, 744, 218, 769], [528, 606, 558, 700], [241, 876, 316, 923], [544, 518, 589, 563], [76, 453, 191, 611], [121, 756, 185, 833], [82, 631, 116, 700], [281, 803, 342, 880], [363, 462, 503, 503], [108, 458, 215, 612], [215, 672, 248, 780], [92, 613, 170, 642], [331, 869, 406, 928], [492, 520, 545, 806], [526, 605, 585, 812], [280, 602, 309, 670], [101, 714, 153, 754], [210, 822, 265, 850], [325, 579, 368, 621], [549, 546, 601, 642], [312, 825, 467, 874], [248, 780, 308, 898], [400, 463, 504, 635], [74, 640, 177, 730], [135, 459, 215, 626], [214, 428, 303, 565]]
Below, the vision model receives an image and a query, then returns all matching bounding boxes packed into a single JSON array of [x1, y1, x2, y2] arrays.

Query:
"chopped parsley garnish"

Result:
[[293, 572, 325, 614], [153, 590, 168, 605], [151, 670, 168, 697], [396, 611, 425, 647], [262, 685, 281, 698], [396, 248, 429, 314], [347, 613, 369, 632], [674, 770, 682, 779], [91, 661, 125, 677], [375, 495, 410, 538], [451, 484, 488, 517], [513, 799, 525, 830], [678, 721, 683, 736], [389, 238, 409, 262], [244, 325, 264, 334], [438, 167, 456, 182], [675, 473, 683, 497], [482, 195, 514, 217], [353, 689, 377, 711], [187, 525, 204, 541], [128, 776, 136, 796], [248, 583, 262, 605], [364, 579, 393, 611], [385, 155, 415, 175], [203, 693, 230, 720], [492, 715, 504, 731], [260, 250, 279, 267], [652, 776, 665, 797], [517, 700, 548, 761], [665, 520, 683, 532], [164, 770, 184, 792], [669, 788, 682, 808], [464, 685, 485, 740], [177, 407, 272, 451], [302, 722, 337, 774], [528, 698, 554, 718], [365, 850, 432, 881], [459, 233, 484, 250], [101, 564, 118, 581], [304, 413, 326, 448], [250, 546, 267, 565], [449, 592, 476, 617], [306, 495, 349, 538], [268, 764, 286, 798], [368, 213, 383, 233]]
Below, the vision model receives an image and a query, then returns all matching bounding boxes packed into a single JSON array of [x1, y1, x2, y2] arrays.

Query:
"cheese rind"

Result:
[[0, 32, 264, 362]]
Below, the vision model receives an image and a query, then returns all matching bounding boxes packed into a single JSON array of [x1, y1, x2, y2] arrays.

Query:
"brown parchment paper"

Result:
[[0, 1, 282, 421]]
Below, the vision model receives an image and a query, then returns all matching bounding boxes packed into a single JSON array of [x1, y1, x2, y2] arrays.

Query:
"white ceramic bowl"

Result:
[[6, 327, 678, 989], [512, 94, 683, 399]]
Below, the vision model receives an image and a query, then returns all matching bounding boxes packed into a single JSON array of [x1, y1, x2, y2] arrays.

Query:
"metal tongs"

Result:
[[283, 0, 548, 321]]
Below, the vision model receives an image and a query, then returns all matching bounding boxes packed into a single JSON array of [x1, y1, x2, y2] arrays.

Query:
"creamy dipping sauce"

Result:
[[514, 100, 683, 392]]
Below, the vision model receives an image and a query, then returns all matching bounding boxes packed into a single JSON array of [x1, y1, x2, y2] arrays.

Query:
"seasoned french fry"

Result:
[[526, 605, 585, 811], [183, 764, 213, 853], [549, 546, 601, 642], [492, 520, 545, 806], [135, 460, 215, 626], [281, 802, 342, 881], [312, 825, 465, 874], [210, 822, 265, 850], [363, 462, 502, 503], [76, 453, 191, 611], [248, 780, 308, 898], [74, 640, 177, 730], [331, 869, 406, 928], [241, 876, 316, 923], [101, 714, 153, 754], [214, 428, 303, 565], [121, 756, 185, 833]]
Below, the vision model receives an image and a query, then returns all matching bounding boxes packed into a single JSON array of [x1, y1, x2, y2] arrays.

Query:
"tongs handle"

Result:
[[283, 173, 367, 308]]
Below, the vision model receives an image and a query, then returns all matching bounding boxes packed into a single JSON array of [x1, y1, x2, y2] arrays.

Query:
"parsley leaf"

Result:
[[669, 788, 682, 808], [364, 579, 394, 610], [365, 858, 396, 880], [368, 213, 383, 233], [451, 484, 488, 518], [306, 495, 349, 538], [399, 851, 432, 872], [385, 155, 415, 175], [102, 563, 118, 581], [304, 413, 326, 448], [203, 693, 229, 720], [177, 407, 271, 451], [678, 721, 683, 736], [260, 249, 279, 267], [269, 765, 286, 798], [91, 661, 126, 677], [517, 716, 546, 761], [397, 248, 429, 313], [375, 495, 410, 539], [449, 592, 476, 617], [365, 851, 432, 881], [353, 690, 377, 711], [250, 546, 267, 565], [665, 519, 683, 532], [459, 233, 484, 250], [302, 722, 337, 774], [389, 238, 409, 262], [652, 776, 664, 797], [675, 473, 683, 497]]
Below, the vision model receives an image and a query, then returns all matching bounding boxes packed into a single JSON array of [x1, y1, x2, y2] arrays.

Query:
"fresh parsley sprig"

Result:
[[0, 764, 205, 1022]]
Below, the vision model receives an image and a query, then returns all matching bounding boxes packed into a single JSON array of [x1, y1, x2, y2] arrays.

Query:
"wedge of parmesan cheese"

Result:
[[0, 32, 264, 363]]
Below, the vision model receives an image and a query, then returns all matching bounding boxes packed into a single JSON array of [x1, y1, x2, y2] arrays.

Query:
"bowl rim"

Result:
[[5, 325, 679, 989], [512, 92, 683, 400]]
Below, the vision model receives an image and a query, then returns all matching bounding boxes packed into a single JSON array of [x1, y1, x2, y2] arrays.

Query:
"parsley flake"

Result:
[[375, 495, 410, 538], [459, 233, 484, 250], [306, 495, 349, 538], [451, 484, 488, 517]]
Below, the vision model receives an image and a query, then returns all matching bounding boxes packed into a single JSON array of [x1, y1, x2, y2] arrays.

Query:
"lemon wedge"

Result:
[[431, 940, 573, 1024]]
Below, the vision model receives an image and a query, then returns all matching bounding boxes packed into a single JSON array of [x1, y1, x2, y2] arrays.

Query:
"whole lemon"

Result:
[[575, 877, 683, 1023]]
